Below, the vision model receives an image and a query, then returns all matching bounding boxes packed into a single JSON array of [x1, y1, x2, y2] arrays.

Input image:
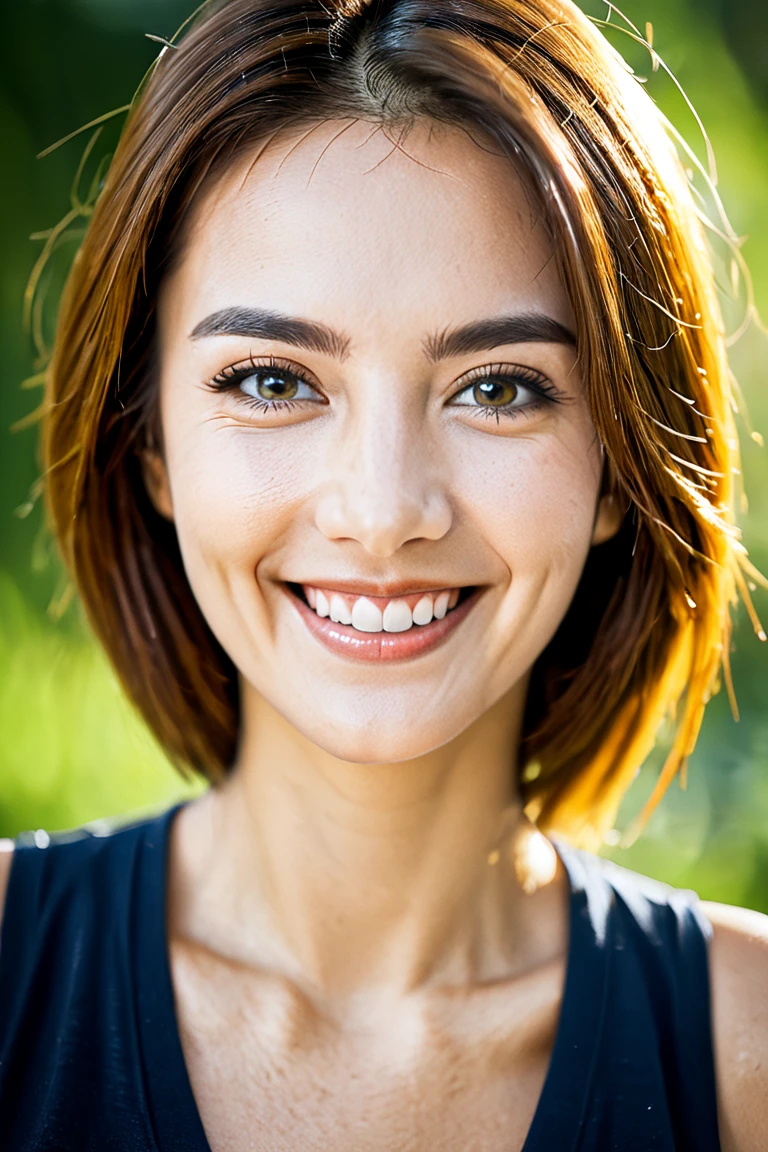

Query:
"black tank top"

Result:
[[0, 800, 721, 1150]]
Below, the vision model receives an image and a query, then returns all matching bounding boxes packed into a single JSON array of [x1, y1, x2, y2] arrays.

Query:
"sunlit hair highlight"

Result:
[[39, 0, 763, 849]]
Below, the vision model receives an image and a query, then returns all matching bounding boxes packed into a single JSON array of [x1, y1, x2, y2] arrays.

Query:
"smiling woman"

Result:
[[0, 1, 767, 1150], [145, 117, 610, 718]]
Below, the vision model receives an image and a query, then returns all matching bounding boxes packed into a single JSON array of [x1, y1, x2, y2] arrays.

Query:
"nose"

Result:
[[314, 394, 453, 557]]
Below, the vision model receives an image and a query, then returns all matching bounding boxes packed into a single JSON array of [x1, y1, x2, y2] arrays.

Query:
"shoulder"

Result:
[[563, 846, 710, 943], [0, 839, 14, 940], [699, 900, 768, 1152], [0, 807, 171, 948], [570, 853, 768, 1148]]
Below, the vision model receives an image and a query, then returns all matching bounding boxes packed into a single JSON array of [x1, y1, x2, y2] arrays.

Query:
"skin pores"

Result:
[[150, 117, 620, 768]]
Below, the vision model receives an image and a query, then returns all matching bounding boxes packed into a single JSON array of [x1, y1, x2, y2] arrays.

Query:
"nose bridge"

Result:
[[316, 382, 451, 555]]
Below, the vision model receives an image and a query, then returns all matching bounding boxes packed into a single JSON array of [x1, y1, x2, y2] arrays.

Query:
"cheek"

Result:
[[162, 417, 316, 612], [451, 427, 601, 688], [453, 429, 600, 576]]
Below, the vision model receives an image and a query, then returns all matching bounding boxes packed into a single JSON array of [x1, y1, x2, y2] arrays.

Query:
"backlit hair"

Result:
[[41, 0, 760, 848]]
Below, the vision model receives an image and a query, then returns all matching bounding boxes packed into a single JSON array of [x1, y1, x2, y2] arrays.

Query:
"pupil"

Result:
[[257, 370, 298, 400], [474, 379, 516, 407]]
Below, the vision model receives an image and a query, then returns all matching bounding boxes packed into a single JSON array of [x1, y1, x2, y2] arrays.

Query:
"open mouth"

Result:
[[283, 582, 482, 663], [289, 582, 474, 630]]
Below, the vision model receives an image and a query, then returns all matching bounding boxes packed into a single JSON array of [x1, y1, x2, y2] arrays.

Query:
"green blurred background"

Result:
[[1, 0, 767, 909]]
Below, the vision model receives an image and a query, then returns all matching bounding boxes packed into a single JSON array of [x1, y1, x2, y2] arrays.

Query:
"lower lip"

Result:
[[285, 585, 483, 663]]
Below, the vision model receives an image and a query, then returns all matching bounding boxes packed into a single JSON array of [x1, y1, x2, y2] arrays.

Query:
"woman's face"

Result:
[[152, 118, 620, 764]]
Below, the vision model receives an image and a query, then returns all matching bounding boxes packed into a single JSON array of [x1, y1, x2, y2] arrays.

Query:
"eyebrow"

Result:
[[189, 306, 576, 361], [190, 306, 351, 359], [423, 313, 576, 360]]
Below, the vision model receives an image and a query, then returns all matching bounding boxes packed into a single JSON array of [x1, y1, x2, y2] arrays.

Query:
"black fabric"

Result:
[[0, 801, 721, 1151]]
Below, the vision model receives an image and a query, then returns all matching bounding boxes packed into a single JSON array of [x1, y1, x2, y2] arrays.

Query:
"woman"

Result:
[[0, 0, 766, 1147]]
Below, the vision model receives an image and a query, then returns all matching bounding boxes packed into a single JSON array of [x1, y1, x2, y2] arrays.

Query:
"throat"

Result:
[[172, 766, 567, 1003]]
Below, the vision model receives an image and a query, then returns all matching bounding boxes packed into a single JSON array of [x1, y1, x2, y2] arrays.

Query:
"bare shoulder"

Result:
[[699, 900, 768, 1152], [0, 840, 14, 949], [0, 840, 15, 934]]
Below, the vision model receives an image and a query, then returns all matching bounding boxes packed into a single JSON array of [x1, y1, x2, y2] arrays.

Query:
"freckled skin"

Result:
[[146, 117, 626, 1151]]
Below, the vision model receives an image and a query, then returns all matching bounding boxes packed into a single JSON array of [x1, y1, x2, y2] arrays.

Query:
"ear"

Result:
[[140, 449, 174, 522], [591, 492, 624, 545], [591, 449, 625, 546]]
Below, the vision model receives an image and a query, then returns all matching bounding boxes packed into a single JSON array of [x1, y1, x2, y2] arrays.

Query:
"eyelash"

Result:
[[452, 362, 565, 423], [207, 355, 566, 421], [208, 356, 320, 415]]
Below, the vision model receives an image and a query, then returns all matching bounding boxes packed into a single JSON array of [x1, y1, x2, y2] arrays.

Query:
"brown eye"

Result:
[[242, 368, 302, 401], [448, 366, 561, 421], [471, 378, 519, 407], [208, 358, 326, 412]]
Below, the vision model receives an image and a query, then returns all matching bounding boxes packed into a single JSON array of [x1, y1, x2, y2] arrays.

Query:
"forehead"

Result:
[[165, 117, 572, 334]]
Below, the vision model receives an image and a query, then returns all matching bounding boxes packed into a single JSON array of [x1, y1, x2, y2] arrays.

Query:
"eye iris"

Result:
[[251, 369, 299, 401], [473, 378, 518, 407]]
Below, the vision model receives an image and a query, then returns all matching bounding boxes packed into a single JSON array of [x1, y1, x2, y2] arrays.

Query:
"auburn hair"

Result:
[[40, 0, 758, 848]]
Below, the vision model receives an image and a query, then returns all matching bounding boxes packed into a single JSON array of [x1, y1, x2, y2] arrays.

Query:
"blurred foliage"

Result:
[[0, 573, 204, 836], [1, 0, 768, 910]]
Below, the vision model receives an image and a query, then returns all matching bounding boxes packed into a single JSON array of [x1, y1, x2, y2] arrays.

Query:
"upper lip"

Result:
[[286, 579, 474, 598]]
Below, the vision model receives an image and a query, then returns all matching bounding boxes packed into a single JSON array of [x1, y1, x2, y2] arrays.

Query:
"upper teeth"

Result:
[[305, 587, 460, 633]]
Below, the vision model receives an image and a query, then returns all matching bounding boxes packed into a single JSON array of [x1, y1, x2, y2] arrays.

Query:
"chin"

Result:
[[293, 709, 464, 766]]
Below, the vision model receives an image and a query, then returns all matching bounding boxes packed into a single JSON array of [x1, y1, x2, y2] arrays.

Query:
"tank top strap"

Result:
[[535, 842, 722, 1152], [1, 820, 128, 1048], [0, 809, 168, 1149]]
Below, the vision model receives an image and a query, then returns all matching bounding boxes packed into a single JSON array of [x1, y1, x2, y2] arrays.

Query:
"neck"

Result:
[[175, 681, 564, 1002]]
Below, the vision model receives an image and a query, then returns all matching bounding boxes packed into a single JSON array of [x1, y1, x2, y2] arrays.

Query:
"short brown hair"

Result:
[[41, 0, 756, 847]]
